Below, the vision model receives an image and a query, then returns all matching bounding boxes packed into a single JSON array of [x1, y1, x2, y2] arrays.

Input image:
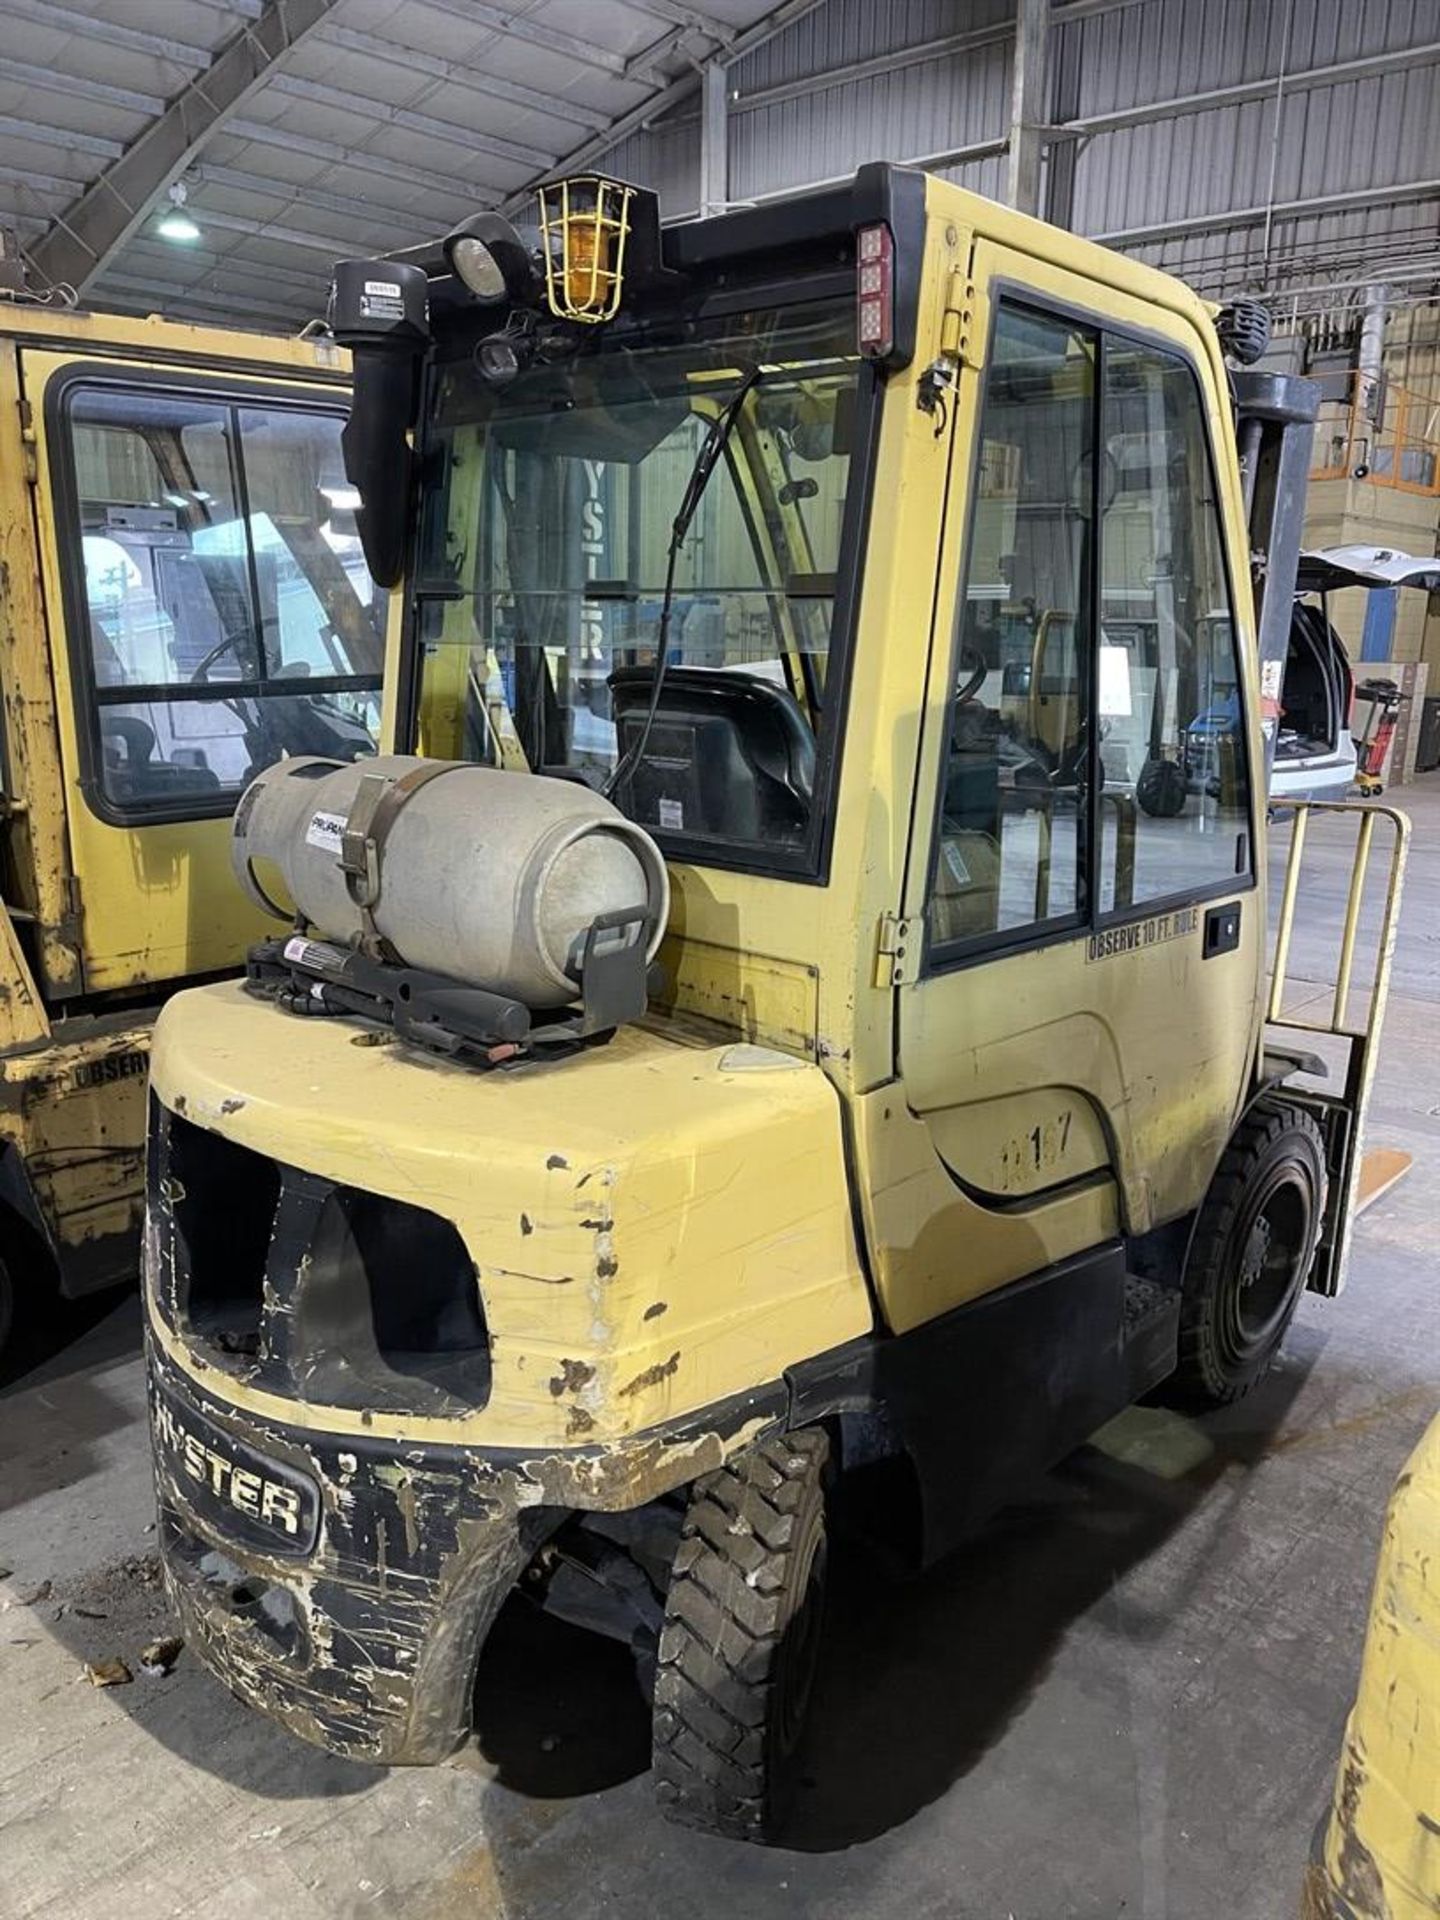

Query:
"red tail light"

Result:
[[856, 223, 893, 359]]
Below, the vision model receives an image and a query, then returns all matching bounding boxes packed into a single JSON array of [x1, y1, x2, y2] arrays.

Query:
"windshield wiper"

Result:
[[604, 364, 765, 802]]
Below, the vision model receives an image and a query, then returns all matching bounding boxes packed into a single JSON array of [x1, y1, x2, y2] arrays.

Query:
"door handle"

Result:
[[1203, 901, 1242, 958]]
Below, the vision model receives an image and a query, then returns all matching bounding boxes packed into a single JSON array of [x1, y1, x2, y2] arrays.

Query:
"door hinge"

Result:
[[874, 912, 917, 989], [940, 268, 979, 369]]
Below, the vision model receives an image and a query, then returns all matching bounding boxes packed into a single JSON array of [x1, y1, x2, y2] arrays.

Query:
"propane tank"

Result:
[[233, 755, 669, 1009]]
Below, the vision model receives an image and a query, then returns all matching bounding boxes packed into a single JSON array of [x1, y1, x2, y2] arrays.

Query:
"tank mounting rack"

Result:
[[244, 904, 653, 1068]]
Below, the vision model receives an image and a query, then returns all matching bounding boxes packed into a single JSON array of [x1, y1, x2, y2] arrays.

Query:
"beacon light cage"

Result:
[[537, 175, 636, 324]]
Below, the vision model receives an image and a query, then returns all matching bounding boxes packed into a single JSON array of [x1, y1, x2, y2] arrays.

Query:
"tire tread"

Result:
[[652, 1426, 828, 1841]]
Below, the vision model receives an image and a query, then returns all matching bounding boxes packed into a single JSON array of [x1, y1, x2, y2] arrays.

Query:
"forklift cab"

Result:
[[0, 306, 387, 1351], [144, 166, 1406, 1842]]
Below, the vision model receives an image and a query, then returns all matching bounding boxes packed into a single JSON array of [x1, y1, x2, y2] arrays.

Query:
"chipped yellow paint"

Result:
[[1309, 1412, 1440, 1919], [149, 980, 873, 1451], [151, 176, 1273, 1434]]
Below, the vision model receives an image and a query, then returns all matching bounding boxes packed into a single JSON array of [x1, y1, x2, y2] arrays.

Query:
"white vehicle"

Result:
[[1270, 547, 1440, 805]]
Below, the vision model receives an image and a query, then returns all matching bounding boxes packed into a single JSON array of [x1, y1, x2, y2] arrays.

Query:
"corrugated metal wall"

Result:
[[585, 0, 1439, 309]]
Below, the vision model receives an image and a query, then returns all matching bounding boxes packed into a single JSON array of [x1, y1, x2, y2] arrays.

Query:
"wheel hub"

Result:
[[1239, 1216, 1273, 1290]]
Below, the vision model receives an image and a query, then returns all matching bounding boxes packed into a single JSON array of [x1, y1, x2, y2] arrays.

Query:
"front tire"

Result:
[[1171, 1098, 1327, 1407], [651, 1427, 829, 1842]]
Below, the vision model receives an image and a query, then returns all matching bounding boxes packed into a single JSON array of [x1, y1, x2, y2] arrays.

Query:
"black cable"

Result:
[[604, 364, 765, 802]]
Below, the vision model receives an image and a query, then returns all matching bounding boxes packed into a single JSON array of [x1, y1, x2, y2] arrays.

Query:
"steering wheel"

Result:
[[188, 629, 262, 685], [955, 645, 987, 705]]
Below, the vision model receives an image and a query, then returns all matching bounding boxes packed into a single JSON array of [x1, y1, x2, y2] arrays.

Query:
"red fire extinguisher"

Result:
[[1352, 678, 1409, 796]]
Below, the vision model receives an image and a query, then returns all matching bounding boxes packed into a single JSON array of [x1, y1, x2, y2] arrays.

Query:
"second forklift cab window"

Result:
[[1095, 340, 1251, 910], [929, 305, 1096, 948], [928, 306, 1251, 956], [63, 388, 386, 820], [411, 300, 862, 872]]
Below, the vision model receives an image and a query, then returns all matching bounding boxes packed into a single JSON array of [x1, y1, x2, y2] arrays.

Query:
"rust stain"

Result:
[[519, 1212, 533, 1235], [546, 1153, 568, 1170], [565, 1406, 595, 1438], [596, 1252, 619, 1280], [643, 1301, 668, 1321], [548, 1358, 595, 1398], [617, 1351, 680, 1398], [1272, 1387, 1434, 1454], [219, 1097, 245, 1115]]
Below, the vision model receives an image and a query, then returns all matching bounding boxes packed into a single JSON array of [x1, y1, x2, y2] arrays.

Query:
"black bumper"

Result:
[[147, 1340, 545, 1764]]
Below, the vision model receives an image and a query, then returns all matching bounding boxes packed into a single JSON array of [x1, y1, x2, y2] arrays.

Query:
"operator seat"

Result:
[[607, 666, 815, 843]]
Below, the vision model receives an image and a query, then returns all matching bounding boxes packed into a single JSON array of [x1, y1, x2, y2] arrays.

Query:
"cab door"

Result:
[[25, 354, 386, 994], [875, 246, 1264, 1334]]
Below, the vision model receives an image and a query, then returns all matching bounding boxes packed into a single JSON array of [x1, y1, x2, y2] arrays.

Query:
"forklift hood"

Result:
[[146, 982, 872, 1455]]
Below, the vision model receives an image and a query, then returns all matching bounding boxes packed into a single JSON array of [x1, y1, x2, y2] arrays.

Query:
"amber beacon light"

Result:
[[537, 175, 636, 323]]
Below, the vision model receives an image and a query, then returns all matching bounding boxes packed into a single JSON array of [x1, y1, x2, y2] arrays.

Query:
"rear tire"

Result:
[[1171, 1098, 1327, 1407], [1137, 756, 1187, 817], [651, 1428, 829, 1843], [0, 1257, 12, 1364]]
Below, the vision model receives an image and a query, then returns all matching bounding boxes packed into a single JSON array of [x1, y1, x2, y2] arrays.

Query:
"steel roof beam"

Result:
[[1065, 41, 1440, 138], [185, 1, 265, 18], [730, 19, 1013, 113], [266, 73, 555, 173], [1095, 178, 1440, 249], [408, 0, 631, 78], [178, 204, 376, 257], [199, 164, 431, 234], [0, 0, 212, 66], [626, 26, 694, 86], [316, 23, 612, 132], [27, 0, 340, 296], [624, 0, 735, 42], [0, 161, 79, 198], [226, 118, 492, 208], [0, 115, 123, 162], [119, 238, 327, 294], [0, 56, 165, 117]]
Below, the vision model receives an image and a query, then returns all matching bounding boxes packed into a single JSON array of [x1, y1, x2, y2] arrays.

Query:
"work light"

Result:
[[442, 214, 536, 307]]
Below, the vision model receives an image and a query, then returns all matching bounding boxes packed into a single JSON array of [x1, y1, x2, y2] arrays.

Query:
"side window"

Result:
[[928, 303, 1095, 950], [63, 385, 386, 820], [1097, 343, 1250, 909]]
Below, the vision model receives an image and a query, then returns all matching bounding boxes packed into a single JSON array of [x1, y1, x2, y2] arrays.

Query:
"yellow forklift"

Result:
[[143, 167, 1406, 1841], [0, 294, 386, 1361]]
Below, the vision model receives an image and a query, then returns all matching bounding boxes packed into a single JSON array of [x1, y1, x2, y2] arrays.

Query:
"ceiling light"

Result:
[[157, 181, 201, 245]]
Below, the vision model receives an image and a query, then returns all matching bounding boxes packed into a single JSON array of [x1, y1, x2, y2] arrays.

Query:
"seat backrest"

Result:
[[607, 666, 815, 844]]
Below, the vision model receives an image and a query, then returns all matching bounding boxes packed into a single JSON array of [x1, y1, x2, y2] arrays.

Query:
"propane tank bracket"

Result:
[[244, 901, 655, 1068]]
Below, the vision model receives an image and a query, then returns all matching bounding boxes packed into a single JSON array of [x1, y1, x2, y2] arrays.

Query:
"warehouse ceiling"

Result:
[[0, 0, 797, 332]]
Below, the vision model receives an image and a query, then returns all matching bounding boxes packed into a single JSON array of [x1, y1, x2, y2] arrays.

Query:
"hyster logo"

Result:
[[152, 1398, 303, 1535]]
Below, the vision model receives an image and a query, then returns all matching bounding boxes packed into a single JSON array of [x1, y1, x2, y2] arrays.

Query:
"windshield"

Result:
[[411, 298, 863, 867]]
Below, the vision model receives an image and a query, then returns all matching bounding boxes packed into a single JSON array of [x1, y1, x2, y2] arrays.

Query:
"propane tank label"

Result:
[[283, 936, 345, 975], [305, 809, 348, 853]]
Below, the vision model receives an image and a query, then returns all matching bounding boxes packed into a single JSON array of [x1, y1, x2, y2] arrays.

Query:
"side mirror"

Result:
[[329, 259, 431, 589]]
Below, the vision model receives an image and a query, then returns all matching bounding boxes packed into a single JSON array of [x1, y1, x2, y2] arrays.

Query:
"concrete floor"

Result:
[[2, 781, 1437, 1920]]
